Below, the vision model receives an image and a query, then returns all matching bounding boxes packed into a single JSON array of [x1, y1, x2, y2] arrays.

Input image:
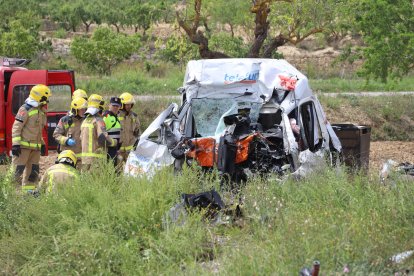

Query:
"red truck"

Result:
[[0, 58, 75, 163]]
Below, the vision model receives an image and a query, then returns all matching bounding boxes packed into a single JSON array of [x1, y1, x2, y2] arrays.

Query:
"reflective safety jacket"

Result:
[[53, 115, 84, 156], [39, 163, 79, 194], [119, 110, 140, 152], [12, 104, 46, 150], [80, 114, 117, 164], [103, 111, 121, 144]]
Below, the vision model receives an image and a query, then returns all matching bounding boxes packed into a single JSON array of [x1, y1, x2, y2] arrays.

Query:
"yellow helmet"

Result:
[[57, 150, 77, 167], [71, 97, 88, 116], [119, 92, 135, 106], [30, 84, 52, 104], [87, 94, 105, 110], [73, 89, 88, 100]]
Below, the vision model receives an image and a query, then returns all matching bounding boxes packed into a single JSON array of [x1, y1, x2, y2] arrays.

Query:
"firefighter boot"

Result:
[[24, 164, 40, 193], [14, 165, 25, 187]]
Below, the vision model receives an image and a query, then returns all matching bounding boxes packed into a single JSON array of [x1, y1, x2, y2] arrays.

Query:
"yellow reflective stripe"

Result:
[[81, 153, 105, 158], [120, 145, 134, 151], [12, 137, 21, 142], [63, 123, 69, 129], [82, 123, 94, 128], [28, 110, 39, 116], [88, 125, 93, 153], [118, 117, 124, 121], [59, 137, 67, 145], [81, 121, 94, 153], [20, 141, 41, 149], [22, 185, 36, 191], [110, 139, 116, 147], [47, 172, 54, 193], [49, 169, 79, 177]]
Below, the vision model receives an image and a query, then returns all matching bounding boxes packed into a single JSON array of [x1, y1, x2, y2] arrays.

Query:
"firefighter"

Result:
[[11, 84, 51, 192], [103, 97, 122, 166], [118, 92, 140, 164], [80, 94, 117, 170], [39, 150, 79, 194], [73, 89, 88, 100], [53, 97, 87, 168]]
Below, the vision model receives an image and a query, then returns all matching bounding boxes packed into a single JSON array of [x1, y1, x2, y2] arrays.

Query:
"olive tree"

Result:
[[71, 27, 140, 75], [176, 0, 344, 58], [0, 19, 41, 58], [346, 0, 414, 81]]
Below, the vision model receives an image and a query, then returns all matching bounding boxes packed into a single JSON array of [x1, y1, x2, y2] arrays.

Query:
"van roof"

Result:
[[182, 58, 314, 105]]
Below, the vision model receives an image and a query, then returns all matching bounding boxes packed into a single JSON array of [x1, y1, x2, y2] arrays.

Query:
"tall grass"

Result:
[[77, 62, 183, 96], [1, 162, 413, 274], [310, 77, 414, 93]]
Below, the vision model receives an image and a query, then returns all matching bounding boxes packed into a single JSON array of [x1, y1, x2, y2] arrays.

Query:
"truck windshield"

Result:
[[191, 98, 261, 137]]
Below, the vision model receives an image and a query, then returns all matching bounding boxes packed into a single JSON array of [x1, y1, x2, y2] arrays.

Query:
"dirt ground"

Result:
[[1, 141, 411, 178], [369, 141, 414, 172]]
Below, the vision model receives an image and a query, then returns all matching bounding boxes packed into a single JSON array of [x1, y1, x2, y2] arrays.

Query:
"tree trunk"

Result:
[[85, 23, 91, 33], [230, 24, 234, 37], [114, 24, 120, 33], [134, 26, 139, 33], [176, 0, 229, 59], [63, 23, 70, 32], [248, 1, 271, 58], [263, 34, 287, 58], [195, 31, 229, 59]]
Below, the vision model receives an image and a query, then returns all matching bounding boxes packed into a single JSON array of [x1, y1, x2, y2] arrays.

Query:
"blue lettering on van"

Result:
[[224, 70, 259, 84]]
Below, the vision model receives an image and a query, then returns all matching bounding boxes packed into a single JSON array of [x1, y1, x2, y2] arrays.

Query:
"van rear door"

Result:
[[45, 70, 75, 150], [5, 70, 74, 155]]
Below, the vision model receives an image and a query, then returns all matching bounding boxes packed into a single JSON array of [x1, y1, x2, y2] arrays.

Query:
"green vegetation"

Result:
[[310, 77, 414, 93], [1, 163, 413, 274], [344, 0, 414, 81], [71, 27, 141, 75], [76, 62, 183, 96], [1, 0, 413, 81], [319, 95, 414, 141]]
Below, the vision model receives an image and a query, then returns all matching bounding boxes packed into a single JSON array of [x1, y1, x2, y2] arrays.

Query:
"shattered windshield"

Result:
[[191, 98, 262, 137]]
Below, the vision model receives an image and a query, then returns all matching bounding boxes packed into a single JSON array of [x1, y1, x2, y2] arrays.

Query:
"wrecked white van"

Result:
[[125, 59, 342, 181]]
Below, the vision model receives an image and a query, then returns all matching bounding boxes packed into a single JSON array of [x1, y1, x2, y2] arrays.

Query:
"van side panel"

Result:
[[5, 70, 48, 155], [0, 73, 5, 157]]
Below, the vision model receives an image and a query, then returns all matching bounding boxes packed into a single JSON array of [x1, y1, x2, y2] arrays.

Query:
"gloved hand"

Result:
[[12, 145, 21, 157], [66, 138, 76, 146], [41, 145, 46, 156]]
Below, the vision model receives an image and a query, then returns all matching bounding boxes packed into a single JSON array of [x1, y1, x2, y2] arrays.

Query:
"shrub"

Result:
[[54, 28, 67, 39], [155, 34, 199, 67], [71, 27, 141, 75], [0, 20, 40, 58], [209, 32, 249, 58]]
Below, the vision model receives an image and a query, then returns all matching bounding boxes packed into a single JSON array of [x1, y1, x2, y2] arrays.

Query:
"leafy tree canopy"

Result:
[[176, 0, 344, 58], [0, 20, 41, 58], [71, 27, 140, 75], [348, 0, 414, 81]]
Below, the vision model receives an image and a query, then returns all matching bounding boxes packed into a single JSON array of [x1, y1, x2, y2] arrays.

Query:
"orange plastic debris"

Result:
[[186, 137, 216, 167], [187, 134, 257, 167]]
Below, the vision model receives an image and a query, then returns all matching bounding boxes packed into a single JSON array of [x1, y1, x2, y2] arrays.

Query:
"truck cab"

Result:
[[0, 58, 75, 162]]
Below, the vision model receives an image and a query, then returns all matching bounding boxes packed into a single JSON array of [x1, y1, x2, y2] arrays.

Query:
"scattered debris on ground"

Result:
[[380, 159, 414, 185]]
